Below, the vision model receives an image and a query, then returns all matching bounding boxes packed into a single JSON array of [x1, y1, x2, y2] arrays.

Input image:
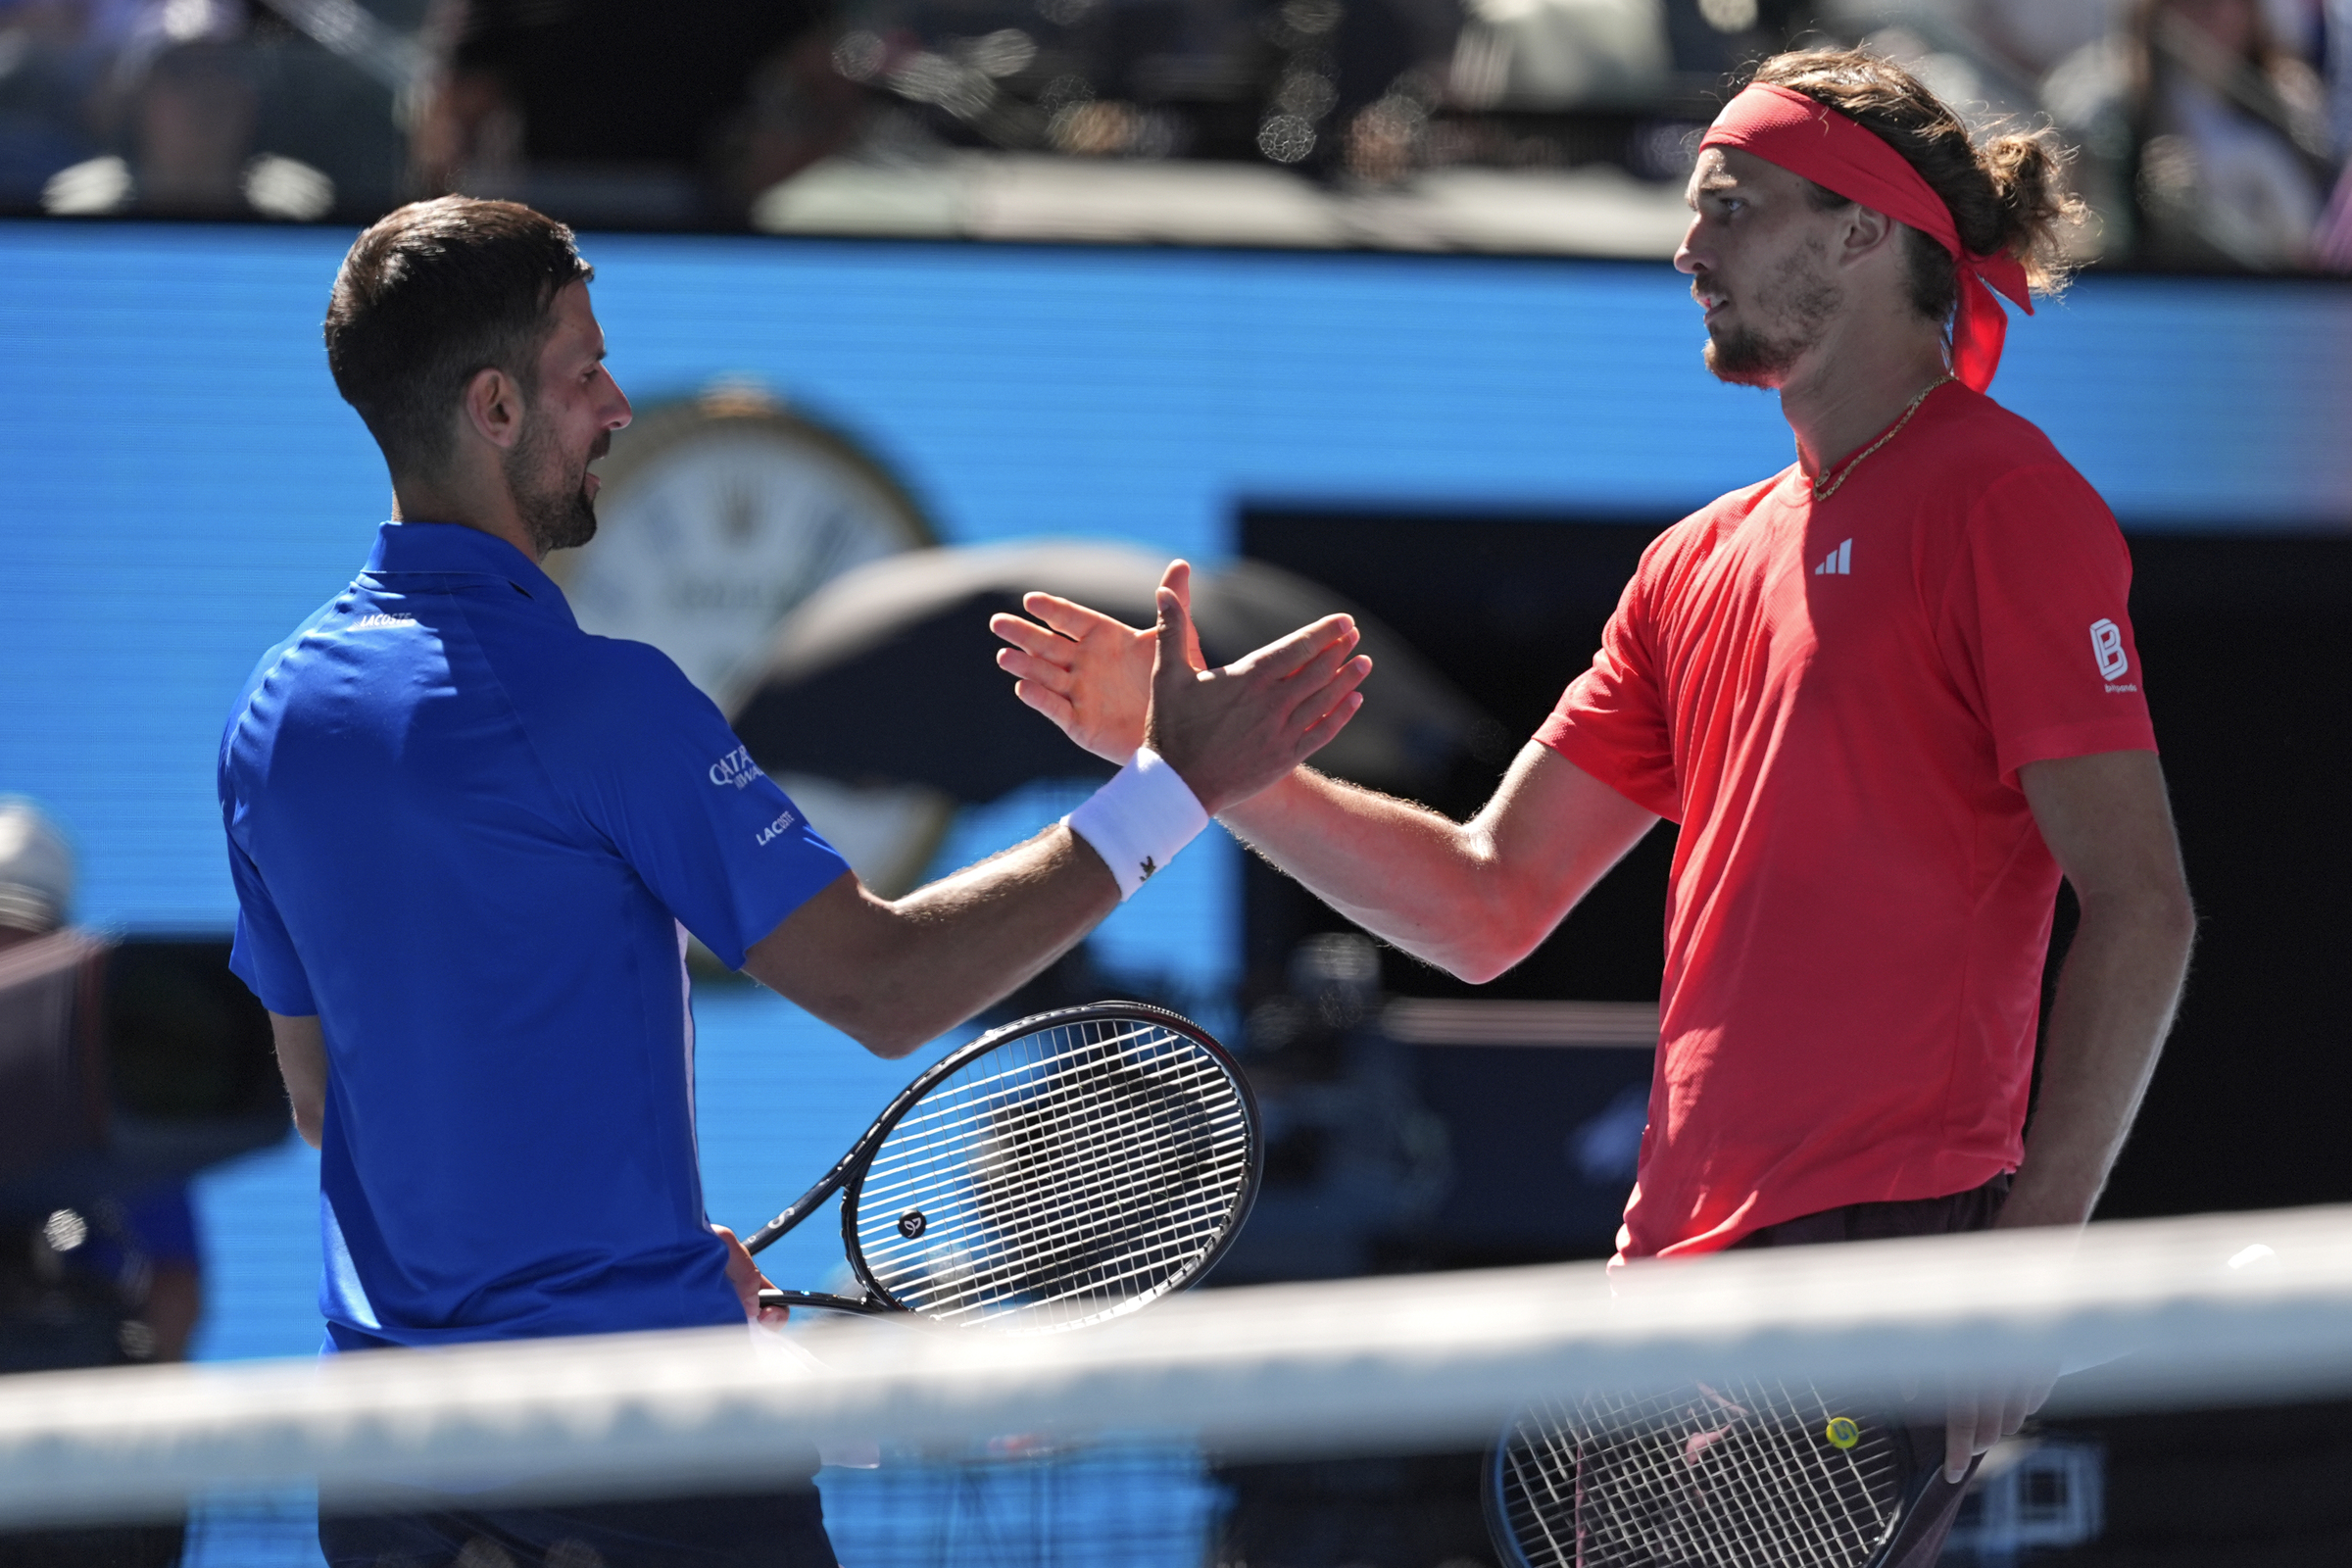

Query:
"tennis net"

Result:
[[3, 1201, 2350, 1564]]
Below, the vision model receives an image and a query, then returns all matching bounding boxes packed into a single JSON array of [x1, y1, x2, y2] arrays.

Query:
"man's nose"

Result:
[[603, 373, 633, 431], [1673, 218, 1705, 276]]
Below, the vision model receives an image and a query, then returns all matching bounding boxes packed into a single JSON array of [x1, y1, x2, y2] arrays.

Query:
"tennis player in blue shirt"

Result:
[[219, 197, 1370, 1568]]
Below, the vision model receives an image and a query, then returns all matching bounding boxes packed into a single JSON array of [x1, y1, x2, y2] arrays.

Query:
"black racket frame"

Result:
[[747, 1000, 1262, 1320], [1480, 1385, 1943, 1568]]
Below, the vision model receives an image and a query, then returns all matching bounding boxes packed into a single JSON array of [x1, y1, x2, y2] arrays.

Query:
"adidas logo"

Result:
[[1813, 539, 1853, 576]]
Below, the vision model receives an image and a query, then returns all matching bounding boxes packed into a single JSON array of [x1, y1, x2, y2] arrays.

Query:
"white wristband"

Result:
[[1064, 746, 1209, 901]]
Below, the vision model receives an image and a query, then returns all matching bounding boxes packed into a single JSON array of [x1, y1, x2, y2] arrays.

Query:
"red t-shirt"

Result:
[[1535, 383, 2157, 1260]]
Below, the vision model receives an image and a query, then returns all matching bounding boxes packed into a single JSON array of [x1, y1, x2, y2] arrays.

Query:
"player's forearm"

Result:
[[1219, 768, 1542, 982], [876, 826, 1119, 1040], [1999, 882, 2195, 1229], [751, 837, 1117, 1057]]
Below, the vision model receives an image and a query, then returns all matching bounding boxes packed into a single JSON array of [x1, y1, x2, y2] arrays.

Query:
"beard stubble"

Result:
[[508, 418, 606, 557], [1700, 239, 1842, 388]]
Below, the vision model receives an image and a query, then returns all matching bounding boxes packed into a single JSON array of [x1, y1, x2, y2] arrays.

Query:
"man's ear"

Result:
[[1836, 202, 1905, 271], [460, 366, 527, 453]]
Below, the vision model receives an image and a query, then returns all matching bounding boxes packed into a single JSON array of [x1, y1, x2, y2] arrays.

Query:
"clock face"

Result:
[[548, 391, 951, 895], [551, 393, 934, 711]]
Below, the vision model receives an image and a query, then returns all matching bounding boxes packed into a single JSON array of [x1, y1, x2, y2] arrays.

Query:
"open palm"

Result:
[[992, 560, 1206, 763]]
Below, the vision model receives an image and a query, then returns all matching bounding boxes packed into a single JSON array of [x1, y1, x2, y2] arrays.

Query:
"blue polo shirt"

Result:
[[220, 521, 849, 1350]]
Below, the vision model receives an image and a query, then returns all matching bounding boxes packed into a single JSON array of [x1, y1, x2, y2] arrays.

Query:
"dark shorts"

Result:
[[1729, 1171, 2013, 1568], [318, 1482, 836, 1568]]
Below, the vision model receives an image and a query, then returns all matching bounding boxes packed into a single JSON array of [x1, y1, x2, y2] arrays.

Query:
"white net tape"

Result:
[[2, 1203, 2348, 1529]]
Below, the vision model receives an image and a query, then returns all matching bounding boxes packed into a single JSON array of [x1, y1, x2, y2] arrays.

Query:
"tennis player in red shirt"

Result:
[[992, 45, 2195, 1548]]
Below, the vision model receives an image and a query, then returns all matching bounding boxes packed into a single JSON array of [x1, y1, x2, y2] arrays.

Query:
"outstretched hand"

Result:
[[993, 558, 1369, 813], [1142, 583, 1368, 816], [992, 561, 1204, 764]]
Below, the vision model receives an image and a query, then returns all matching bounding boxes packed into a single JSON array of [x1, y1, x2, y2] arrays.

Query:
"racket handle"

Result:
[[758, 1288, 892, 1316]]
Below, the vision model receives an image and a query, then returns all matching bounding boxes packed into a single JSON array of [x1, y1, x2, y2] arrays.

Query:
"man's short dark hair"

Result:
[[323, 198, 593, 476]]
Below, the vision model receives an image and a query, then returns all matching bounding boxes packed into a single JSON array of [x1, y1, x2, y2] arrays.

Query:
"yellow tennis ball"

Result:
[[1824, 1417, 1860, 1449]]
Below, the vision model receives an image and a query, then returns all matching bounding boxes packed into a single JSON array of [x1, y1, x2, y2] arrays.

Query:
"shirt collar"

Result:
[[361, 521, 576, 625]]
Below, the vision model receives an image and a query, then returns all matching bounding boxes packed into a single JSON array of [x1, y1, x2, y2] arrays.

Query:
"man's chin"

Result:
[[1702, 331, 1792, 389], [549, 507, 598, 554], [525, 495, 599, 557]]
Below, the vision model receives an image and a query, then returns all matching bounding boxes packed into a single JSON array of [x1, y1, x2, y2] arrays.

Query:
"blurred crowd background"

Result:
[[1, 0, 2348, 268]]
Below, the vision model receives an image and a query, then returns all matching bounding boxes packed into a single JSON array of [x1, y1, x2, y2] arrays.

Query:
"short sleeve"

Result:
[[564, 646, 851, 969], [226, 836, 318, 1016], [1936, 463, 2158, 784], [1535, 548, 1683, 821]]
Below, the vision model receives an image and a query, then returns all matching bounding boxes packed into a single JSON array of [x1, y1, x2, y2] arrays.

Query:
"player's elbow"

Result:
[[1443, 949, 1517, 986], [289, 1096, 324, 1149], [1446, 877, 1562, 983], [848, 1017, 933, 1060], [1439, 933, 1538, 986], [2080, 862, 2198, 959], [2143, 880, 2198, 965], [812, 985, 942, 1059]]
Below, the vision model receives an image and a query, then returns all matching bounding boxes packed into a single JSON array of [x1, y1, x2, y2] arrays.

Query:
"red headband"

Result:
[[1698, 82, 2034, 392]]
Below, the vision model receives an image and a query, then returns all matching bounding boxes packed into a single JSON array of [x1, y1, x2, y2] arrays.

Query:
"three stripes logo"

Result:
[[1813, 539, 1853, 576]]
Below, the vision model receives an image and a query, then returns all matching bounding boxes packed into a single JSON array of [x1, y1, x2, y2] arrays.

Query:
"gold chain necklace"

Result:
[[1808, 376, 1953, 503]]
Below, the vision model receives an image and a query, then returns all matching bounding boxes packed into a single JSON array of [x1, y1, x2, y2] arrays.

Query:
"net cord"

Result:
[[4, 1204, 2349, 1530]]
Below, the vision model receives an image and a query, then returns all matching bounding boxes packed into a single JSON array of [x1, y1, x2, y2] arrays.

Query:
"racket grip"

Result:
[[758, 1289, 893, 1316]]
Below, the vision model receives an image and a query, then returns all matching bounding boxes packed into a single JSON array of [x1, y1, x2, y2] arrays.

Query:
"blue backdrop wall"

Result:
[[0, 220, 2346, 934]]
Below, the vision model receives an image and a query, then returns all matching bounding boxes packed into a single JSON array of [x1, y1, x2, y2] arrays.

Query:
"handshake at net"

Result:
[[988, 558, 1372, 823]]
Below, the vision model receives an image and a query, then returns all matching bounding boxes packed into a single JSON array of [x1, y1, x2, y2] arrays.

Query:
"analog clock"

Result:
[[547, 386, 953, 894]]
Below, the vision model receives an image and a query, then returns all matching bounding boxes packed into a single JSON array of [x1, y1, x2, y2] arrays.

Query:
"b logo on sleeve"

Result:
[[2089, 618, 2134, 689]]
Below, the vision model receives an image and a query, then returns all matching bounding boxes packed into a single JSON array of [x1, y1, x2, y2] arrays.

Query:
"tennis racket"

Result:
[[1485, 1377, 1939, 1568], [744, 1001, 1261, 1334]]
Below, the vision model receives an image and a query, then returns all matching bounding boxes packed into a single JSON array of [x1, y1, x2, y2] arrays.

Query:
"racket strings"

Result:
[[856, 1033, 1239, 1214], [852, 1017, 1253, 1330], [913, 1034, 1246, 1324], [904, 1074, 1245, 1315], [873, 1020, 1176, 1144], [858, 1032, 1240, 1235], [1499, 1380, 1906, 1568], [868, 1118, 1245, 1317]]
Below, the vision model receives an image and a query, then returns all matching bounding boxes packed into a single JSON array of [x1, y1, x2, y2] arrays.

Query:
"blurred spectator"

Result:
[[128, 27, 256, 214], [10, 0, 406, 220], [2125, 0, 2339, 267], [1973, 0, 2120, 81], [0, 798, 205, 1373], [0, 794, 74, 934], [0, 2, 105, 208], [24, 0, 258, 216], [411, 0, 850, 225], [0, 798, 201, 1568]]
